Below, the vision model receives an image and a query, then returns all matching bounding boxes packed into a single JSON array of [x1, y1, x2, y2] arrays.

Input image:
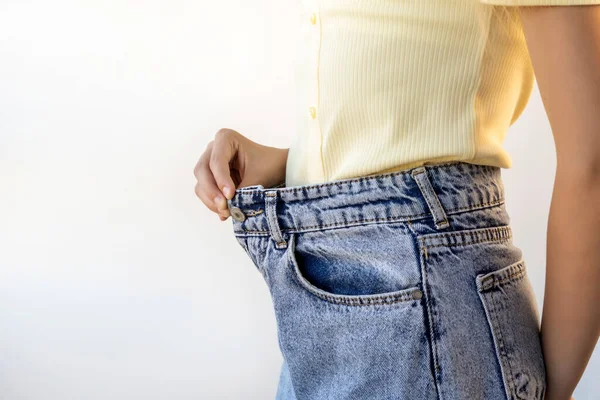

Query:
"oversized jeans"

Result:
[[227, 161, 546, 400]]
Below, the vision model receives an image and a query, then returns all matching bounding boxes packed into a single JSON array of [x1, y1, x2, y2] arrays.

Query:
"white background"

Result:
[[0, 1, 597, 399]]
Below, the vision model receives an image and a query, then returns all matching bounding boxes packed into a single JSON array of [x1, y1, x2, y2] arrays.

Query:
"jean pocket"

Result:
[[286, 226, 423, 307], [475, 259, 547, 400]]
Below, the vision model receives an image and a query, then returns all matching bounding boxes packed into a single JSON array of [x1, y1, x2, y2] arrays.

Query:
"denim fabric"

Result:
[[227, 161, 546, 400]]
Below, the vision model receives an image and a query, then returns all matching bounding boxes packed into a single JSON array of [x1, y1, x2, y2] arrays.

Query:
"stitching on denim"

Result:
[[234, 222, 511, 242], [303, 288, 417, 306], [418, 225, 511, 241], [478, 262, 529, 397], [490, 288, 517, 397], [265, 194, 287, 247], [413, 169, 449, 228], [238, 199, 504, 219], [236, 213, 430, 236], [480, 264, 526, 291], [243, 209, 264, 216], [289, 258, 417, 306], [446, 199, 504, 213], [405, 221, 442, 391], [494, 269, 525, 286], [435, 219, 449, 229], [416, 178, 439, 218], [476, 288, 511, 400], [233, 198, 506, 235], [236, 192, 503, 213], [418, 225, 512, 250], [424, 236, 513, 250], [286, 235, 418, 307]]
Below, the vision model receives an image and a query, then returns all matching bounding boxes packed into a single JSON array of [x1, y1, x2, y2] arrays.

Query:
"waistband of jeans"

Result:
[[227, 161, 505, 235]]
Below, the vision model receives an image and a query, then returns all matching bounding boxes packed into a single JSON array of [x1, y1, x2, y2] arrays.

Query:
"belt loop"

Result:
[[264, 190, 288, 249], [410, 166, 450, 230]]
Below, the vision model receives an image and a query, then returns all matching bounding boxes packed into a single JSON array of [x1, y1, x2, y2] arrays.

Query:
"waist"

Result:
[[227, 161, 505, 236]]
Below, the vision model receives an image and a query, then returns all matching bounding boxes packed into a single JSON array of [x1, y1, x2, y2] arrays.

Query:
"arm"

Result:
[[517, 5, 600, 399]]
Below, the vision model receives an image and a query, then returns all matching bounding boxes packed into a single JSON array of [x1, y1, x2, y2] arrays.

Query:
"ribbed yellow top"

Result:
[[285, 0, 600, 187]]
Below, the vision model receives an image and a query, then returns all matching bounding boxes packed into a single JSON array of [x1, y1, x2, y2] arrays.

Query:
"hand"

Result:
[[193, 128, 289, 221], [543, 392, 575, 400]]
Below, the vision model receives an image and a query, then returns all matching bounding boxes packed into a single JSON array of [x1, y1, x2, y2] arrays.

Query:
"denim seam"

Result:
[[405, 221, 442, 400], [424, 236, 513, 250], [417, 225, 512, 250], [243, 209, 264, 217], [475, 261, 530, 399], [286, 234, 418, 307], [476, 288, 511, 400], [417, 224, 511, 241], [265, 192, 287, 248], [239, 197, 504, 216], [298, 287, 418, 307], [480, 267, 526, 292], [411, 167, 450, 229], [234, 215, 427, 236], [445, 198, 504, 214], [490, 288, 517, 398], [234, 226, 512, 242], [495, 270, 525, 287], [234, 199, 506, 236]]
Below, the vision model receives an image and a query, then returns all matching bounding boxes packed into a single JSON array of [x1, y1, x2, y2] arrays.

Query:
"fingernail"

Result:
[[223, 186, 233, 199]]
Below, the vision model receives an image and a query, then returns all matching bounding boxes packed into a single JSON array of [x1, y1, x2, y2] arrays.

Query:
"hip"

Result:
[[226, 160, 546, 400]]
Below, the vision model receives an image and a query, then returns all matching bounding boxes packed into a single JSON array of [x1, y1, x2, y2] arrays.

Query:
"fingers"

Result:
[[193, 140, 231, 220], [209, 129, 238, 200]]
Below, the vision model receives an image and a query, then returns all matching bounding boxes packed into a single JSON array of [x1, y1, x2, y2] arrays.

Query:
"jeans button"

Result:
[[412, 289, 423, 300], [229, 206, 246, 222]]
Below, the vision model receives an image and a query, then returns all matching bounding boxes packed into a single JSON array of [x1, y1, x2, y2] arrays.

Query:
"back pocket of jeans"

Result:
[[475, 259, 546, 400]]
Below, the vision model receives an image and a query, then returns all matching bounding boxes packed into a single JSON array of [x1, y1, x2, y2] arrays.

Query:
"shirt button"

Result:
[[309, 106, 317, 119], [309, 12, 317, 25], [229, 206, 246, 222]]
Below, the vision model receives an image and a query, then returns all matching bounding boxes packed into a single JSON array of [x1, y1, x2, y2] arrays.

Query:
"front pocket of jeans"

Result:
[[475, 259, 546, 400], [286, 230, 423, 307]]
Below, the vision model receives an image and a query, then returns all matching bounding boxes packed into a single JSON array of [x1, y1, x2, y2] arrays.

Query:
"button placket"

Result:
[[308, 4, 319, 122], [296, 0, 326, 183]]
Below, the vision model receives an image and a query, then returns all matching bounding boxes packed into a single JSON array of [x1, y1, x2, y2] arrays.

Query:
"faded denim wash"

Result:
[[227, 161, 546, 400]]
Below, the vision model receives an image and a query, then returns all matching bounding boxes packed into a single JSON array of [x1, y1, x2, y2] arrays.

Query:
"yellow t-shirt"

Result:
[[285, 0, 600, 187]]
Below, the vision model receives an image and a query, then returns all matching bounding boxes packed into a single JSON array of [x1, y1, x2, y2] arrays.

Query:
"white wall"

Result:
[[0, 1, 596, 399]]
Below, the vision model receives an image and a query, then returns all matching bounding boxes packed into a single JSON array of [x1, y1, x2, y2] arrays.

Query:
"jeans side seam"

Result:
[[406, 220, 443, 400]]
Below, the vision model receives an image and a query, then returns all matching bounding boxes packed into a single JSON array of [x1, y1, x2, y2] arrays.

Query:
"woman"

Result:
[[194, 2, 599, 400]]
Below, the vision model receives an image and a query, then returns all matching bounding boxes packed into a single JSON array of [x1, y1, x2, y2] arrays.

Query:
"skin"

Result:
[[193, 128, 288, 221], [516, 4, 600, 400], [194, 5, 600, 399]]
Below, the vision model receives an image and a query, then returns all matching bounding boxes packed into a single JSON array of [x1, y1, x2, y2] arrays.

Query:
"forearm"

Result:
[[542, 165, 600, 400]]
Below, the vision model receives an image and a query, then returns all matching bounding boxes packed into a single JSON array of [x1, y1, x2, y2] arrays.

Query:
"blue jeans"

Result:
[[227, 161, 546, 400]]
